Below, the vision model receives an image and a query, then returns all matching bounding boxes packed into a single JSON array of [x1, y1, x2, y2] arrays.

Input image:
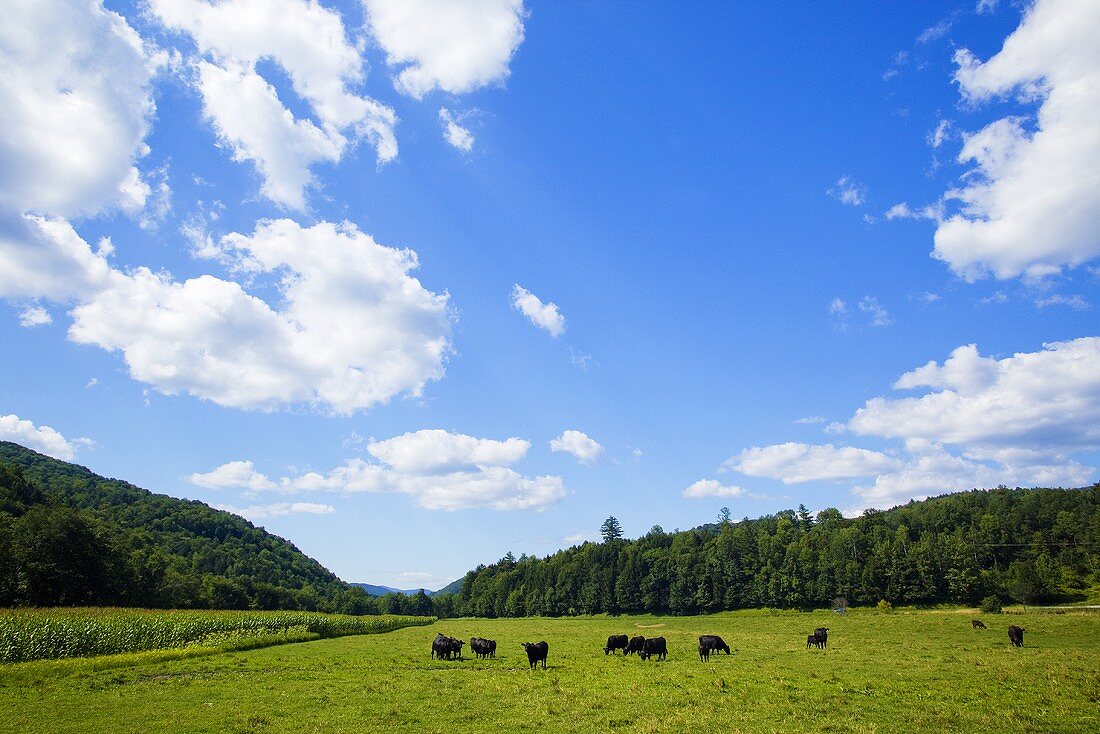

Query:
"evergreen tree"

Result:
[[600, 515, 624, 543]]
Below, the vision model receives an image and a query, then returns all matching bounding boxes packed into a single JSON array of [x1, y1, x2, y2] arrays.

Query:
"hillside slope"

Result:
[[449, 484, 1100, 617], [0, 442, 371, 613]]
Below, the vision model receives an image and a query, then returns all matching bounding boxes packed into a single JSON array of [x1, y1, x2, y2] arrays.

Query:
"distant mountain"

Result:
[[0, 442, 375, 613], [351, 581, 461, 597], [434, 577, 464, 596]]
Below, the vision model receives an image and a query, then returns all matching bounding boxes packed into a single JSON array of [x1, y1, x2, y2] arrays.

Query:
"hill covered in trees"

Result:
[[0, 442, 393, 613], [447, 485, 1100, 617]]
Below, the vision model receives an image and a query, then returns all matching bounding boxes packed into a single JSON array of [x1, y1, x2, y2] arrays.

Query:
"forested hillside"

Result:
[[0, 442, 378, 613], [447, 486, 1100, 617]]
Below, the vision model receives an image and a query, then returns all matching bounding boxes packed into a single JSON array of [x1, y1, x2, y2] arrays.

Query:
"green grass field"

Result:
[[1, 609, 1098, 733]]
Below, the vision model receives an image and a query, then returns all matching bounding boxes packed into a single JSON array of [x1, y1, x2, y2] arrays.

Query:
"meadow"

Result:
[[1, 608, 1098, 733]]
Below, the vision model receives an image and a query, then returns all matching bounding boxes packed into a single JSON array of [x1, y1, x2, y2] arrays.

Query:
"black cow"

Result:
[[470, 637, 497, 659], [814, 627, 829, 649], [806, 633, 819, 650], [1008, 625, 1025, 648], [434, 635, 464, 660], [972, 619, 987, 630], [625, 636, 646, 656], [521, 641, 549, 669], [639, 636, 667, 661], [698, 635, 730, 660], [604, 635, 629, 655]]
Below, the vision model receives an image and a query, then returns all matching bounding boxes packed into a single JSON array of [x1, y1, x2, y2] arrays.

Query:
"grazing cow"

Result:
[[639, 636, 667, 661], [698, 635, 730, 658], [470, 637, 497, 659], [521, 641, 549, 669], [625, 636, 646, 656], [604, 635, 629, 655], [1008, 625, 1025, 648], [814, 627, 829, 649], [972, 619, 987, 630]]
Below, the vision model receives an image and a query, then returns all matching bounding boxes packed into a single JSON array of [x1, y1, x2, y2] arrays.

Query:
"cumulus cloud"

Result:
[[511, 284, 565, 337], [683, 479, 746, 499], [217, 502, 335, 520], [364, 0, 526, 99], [17, 305, 52, 328], [0, 217, 453, 414], [439, 107, 474, 152], [726, 338, 1100, 510], [550, 430, 604, 466], [932, 0, 1100, 280], [851, 338, 1100, 460], [0, 0, 156, 219], [216, 429, 567, 512], [725, 443, 903, 484], [0, 414, 87, 461], [189, 460, 276, 490], [151, 0, 397, 210]]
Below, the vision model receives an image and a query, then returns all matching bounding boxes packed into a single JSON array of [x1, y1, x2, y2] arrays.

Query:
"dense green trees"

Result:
[[0, 442, 377, 613], [446, 484, 1100, 617]]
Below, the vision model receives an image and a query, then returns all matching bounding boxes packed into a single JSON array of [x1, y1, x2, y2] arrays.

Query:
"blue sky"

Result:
[[2, 0, 1098, 590]]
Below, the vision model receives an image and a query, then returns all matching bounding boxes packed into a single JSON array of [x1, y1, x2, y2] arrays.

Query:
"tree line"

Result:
[[443, 485, 1100, 617]]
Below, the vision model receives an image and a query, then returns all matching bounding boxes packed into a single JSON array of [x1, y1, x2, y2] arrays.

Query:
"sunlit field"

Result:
[[1, 608, 1097, 733]]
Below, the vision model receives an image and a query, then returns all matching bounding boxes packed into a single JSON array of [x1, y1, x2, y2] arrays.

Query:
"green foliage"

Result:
[[0, 607, 433, 663], [600, 515, 624, 543], [877, 599, 894, 613], [445, 484, 1100, 617], [980, 595, 1004, 614], [0, 442, 379, 612]]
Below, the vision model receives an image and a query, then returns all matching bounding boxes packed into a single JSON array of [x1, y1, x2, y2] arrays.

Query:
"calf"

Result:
[[806, 633, 820, 650], [1008, 625, 1025, 648], [521, 641, 549, 669], [625, 635, 646, 656], [698, 635, 730, 658], [972, 619, 987, 630], [639, 636, 667, 661], [604, 634, 629, 655], [699, 642, 711, 662]]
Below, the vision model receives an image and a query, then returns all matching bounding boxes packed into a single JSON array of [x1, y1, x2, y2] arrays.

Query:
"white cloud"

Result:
[[364, 0, 526, 99], [0, 0, 155, 219], [439, 108, 474, 152], [976, 0, 1001, 14], [726, 443, 903, 484], [0, 414, 86, 461], [793, 416, 826, 425], [0, 217, 453, 414], [927, 119, 954, 148], [218, 502, 335, 520], [367, 429, 529, 473], [550, 430, 604, 466], [828, 298, 848, 316], [858, 296, 892, 327], [17, 305, 52, 328], [189, 460, 276, 490], [1035, 294, 1089, 310], [683, 479, 746, 499], [885, 202, 942, 221], [273, 429, 566, 511], [827, 176, 866, 206], [511, 284, 565, 337], [933, 0, 1100, 280], [851, 338, 1100, 460], [151, 0, 397, 210], [917, 19, 952, 45], [563, 530, 601, 544]]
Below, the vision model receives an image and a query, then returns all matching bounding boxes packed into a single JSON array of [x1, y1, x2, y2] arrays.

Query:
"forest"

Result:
[[443, 485, 1100, 618], [0, 442, 395, 614], [3, 441, 1098, 619]]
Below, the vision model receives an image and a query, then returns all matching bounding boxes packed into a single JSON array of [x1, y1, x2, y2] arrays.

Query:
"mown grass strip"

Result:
[[0, 608, 434, 663]]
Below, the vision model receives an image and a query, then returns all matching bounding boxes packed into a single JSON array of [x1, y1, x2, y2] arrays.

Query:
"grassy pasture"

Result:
[[1, 609, 1098, 733]]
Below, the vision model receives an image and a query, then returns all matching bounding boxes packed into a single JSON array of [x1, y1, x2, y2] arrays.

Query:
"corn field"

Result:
[[0, 608, 434, 663]]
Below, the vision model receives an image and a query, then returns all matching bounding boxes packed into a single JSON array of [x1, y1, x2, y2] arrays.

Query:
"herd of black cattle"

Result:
[[432, 621, 1026, 668]]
